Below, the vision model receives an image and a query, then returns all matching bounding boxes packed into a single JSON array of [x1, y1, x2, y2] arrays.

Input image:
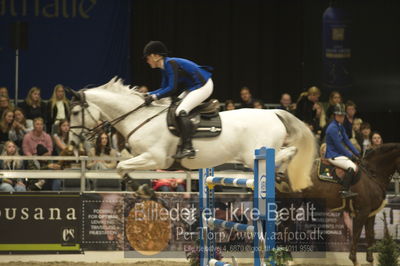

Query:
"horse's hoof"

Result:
[[366, 251, 374, 263], [349, 252, 356, 263]]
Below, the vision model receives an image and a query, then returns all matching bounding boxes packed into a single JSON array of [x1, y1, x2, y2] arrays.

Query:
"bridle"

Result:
[[69, 90, 101, 142], [67, 88, 168, 143]]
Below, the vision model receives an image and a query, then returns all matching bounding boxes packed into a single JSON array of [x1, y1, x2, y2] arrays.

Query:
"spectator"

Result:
[[47, 84, 70, 134], [110, 127, 131, 157], [53, 119, 70, 155], [0, 95, 14, 116], [278, 93, 295, 113], [370, 131, 383, 148], [311, 102, 327, 141], [22, 117, 53, 156], [87, 132, 117, 170], [224, 100, 236, 111], [0, 109, 14, 144], [253, 99, 264, 109], [9, 108, 33, 148], [326, 91, 343, 121], [137, 85, 149, 93], [152, 178, 185, 192], [19, 86, 47, 122], [349, 118, 363, 152], [356, 122, 372, 157], [0, 87, 9, 97], [26, 144, 61, 191], [238, 86, 255, 108], [343, 100, 358, 138], [365, 131, 383, 157], [295, 86, 321, 125], [0, 141, 26, 192]]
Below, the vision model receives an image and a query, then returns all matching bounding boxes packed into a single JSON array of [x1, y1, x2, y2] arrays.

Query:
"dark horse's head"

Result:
[[362, 143, 400, 182]]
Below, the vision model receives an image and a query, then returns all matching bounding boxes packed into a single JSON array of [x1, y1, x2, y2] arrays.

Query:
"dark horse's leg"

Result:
[[365, 215, 376, 263], [350, 210, 369, 265]]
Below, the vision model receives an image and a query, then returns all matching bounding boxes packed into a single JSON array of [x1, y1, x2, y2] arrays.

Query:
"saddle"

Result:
[[167, 99, 222, 138], [316, 158, 361, 185]]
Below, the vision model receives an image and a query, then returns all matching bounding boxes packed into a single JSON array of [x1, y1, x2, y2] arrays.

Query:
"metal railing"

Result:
[[1, 155, 398, 194], [0, 155, 253, 193]]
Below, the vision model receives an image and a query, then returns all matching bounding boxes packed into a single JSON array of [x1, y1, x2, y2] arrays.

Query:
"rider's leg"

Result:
[[173, 79, 213, 159], [328, 156, 358, 198]]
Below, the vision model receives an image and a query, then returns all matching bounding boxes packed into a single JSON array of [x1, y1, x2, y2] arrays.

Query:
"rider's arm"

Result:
[[342, 128, 360, 156], [327, 125, 354, 158], [148, 60, 179, 99]]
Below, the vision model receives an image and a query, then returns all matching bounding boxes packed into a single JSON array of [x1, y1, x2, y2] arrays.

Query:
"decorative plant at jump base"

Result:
[[267, 247, 293, 266], [369, 212, 400, 266]]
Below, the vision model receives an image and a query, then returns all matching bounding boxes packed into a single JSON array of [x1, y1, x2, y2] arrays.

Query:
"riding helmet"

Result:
[[143, 41, 169, 57], [333, 103, 346, 115]]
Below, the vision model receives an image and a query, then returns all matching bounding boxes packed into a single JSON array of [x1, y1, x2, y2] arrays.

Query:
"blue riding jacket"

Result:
[[148, 57, 212, 99], [325, 120, 360, 159]]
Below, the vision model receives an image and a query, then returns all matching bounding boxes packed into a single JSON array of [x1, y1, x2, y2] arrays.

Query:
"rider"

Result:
[[142, 41, 213, 159], [325, 103, 361, 198]]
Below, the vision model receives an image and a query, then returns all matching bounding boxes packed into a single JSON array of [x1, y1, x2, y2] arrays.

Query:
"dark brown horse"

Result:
[[277, 143, 400, 266]]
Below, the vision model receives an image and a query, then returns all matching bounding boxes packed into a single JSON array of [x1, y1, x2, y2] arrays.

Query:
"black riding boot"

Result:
[[172, 111, 196, 159], [339, 168, 358, 198]]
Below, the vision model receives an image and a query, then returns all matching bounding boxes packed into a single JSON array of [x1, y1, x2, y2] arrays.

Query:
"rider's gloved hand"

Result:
[[144, 94, 155, 105], [351, 155, 361, 163]]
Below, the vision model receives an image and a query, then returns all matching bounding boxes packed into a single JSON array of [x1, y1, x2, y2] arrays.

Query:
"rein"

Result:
[[85, 102, 147, 140], [125, 107, 169, 141], [358, 161, 387, 196]]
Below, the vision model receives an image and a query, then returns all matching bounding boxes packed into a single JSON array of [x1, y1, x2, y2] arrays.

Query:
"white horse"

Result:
[[69, 78, 316, 191]]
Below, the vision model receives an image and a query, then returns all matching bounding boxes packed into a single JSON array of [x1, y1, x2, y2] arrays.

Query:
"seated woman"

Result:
[[87, 132, 119, 190], [19, 86, 47, 123], [87, 132, 118, 170], [9, 108, 33, 148], [0, 109, 15, 145], [0, 141, 26, 192], [52, 119, 70, 155]]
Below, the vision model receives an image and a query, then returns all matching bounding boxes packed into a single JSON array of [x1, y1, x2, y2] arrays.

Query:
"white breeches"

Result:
[[176, 78, 213, 116], [327, 156, 357, 171]]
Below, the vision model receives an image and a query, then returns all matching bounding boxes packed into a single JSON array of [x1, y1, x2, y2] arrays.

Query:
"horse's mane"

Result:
[[364, 143, 400, 160], [100, 76, 145, 98], [88, 76, 171, 106]]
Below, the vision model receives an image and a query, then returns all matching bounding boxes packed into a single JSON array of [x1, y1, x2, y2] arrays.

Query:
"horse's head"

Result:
[[363, 143, 400, 179], [66, 88, 101, 147]]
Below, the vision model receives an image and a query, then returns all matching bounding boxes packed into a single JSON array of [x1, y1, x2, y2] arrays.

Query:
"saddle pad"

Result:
[[316, 159, 341, 184]]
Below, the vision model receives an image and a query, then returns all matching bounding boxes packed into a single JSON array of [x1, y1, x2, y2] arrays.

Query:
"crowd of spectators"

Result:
[[0, 83, 385, 193], [223, 85, 383, 158]]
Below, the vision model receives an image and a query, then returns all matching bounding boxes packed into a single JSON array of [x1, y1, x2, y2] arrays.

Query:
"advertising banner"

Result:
[[0, 192, 81, 253]]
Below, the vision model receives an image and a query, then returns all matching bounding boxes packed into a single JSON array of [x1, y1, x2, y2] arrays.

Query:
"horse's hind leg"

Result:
[[365, 215, 376, 263]]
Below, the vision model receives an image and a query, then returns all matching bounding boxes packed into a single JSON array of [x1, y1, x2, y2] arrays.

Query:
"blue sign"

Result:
[[0, 0, 131, 99], [322, 6, 352, 91]]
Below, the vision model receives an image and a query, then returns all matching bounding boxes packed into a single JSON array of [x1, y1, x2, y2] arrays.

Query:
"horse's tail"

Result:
[[275, 110, 317, 191]]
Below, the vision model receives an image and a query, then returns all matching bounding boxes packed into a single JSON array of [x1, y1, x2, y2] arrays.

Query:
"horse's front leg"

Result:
[[349, 210, 369, 266], [365, 215, 376, 263], [116, 151, 166, 175]]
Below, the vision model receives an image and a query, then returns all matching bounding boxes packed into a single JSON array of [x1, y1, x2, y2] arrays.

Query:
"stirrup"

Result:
[[172, 148, 196, 159], [339, 190, 358, 198]]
